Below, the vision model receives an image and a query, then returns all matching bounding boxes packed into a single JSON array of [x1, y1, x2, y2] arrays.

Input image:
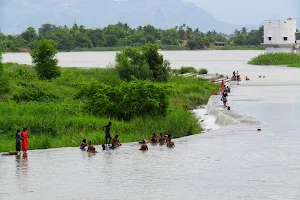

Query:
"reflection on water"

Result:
[[1, 51, 300, 200]]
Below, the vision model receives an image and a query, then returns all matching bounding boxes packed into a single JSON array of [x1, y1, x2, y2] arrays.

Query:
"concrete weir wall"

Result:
[[206, 95, 261, 126]]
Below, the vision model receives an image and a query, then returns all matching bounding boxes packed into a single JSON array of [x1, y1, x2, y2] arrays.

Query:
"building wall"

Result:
[[266, 47, 295, 53], [296, 49, 300, 55], [264, 20, 296, 45]]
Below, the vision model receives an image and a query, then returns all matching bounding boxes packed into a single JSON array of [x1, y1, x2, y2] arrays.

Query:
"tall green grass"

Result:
[[248, 52, 300, 67], [287, 63, 300, 68], [0, 63, 217, 152]]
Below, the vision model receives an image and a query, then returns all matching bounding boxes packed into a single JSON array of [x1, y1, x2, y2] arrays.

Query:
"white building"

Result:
[[262, 19, 300, 54]]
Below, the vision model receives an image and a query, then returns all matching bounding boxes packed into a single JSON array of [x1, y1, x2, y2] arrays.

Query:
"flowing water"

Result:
[[1, 51, 300, 200]]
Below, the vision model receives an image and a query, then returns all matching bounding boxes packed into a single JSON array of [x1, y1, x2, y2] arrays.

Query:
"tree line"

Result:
[[0, 22, 264, 52]]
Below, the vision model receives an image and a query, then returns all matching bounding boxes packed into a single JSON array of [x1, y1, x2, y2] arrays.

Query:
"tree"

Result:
[[115, 44, 170, 82], [142, 44, 169, 81], [178, 26, 186, 44], [88, 29, 106, 47], [30, 40, 60, 80], [187, 37, 209, 50], [115, 47, 152, 81], [39, 24, 57, 35], [21, 27, 37, 44], [161, 28, 179, 45], [106, 35, 118, 47], [45, 29, 75, 51]]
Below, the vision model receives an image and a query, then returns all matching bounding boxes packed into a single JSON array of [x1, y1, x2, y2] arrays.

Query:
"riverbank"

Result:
[[72, 45, 264, 52], [211, 45, 265, 50], [0, 63, 219, 152]]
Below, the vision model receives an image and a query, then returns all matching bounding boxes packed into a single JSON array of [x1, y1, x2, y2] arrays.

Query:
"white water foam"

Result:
[[206, 95, 262, 127], [192, 106, 220, 132]]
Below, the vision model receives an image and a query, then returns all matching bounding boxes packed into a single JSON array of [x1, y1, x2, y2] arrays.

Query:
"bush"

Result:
[[199, 68, 208, 74], [248, 53, 300, 66], [288, 63, 300, 68], [13, 83, 58, 102], [0, 52, 10, 95], [31, 40, 61, 80], [115, 44, 170, 82], [86, 81, 169, 120], [179, 66, 197, 74]]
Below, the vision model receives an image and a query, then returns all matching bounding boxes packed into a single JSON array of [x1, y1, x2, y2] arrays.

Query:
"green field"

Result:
[[0, 63, 219, 152]]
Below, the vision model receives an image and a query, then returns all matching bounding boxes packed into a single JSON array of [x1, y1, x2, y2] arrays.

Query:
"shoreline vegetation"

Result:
[[70, 45, 265, 52], [3, 45, 265, 53], [248, 52, 300, 68], [0, 22, 264, 53], [0, 43, 220, 152]]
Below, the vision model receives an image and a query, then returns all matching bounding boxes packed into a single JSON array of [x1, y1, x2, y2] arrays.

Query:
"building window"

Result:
[[284, 37, 288, 41], [268, 37, 272, 41]]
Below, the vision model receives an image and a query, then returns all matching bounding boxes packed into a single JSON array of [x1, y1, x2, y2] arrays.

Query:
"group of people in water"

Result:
[[231, 70, 241, 82], [139, 133, 175, 150], [79, 122, 175, 153]]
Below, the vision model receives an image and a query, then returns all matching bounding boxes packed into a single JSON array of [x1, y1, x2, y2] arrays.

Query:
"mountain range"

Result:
[[1, 0, 264, 34]]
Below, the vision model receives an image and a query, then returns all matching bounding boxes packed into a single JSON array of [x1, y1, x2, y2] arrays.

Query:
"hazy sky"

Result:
[[185, 0, 299, 25]]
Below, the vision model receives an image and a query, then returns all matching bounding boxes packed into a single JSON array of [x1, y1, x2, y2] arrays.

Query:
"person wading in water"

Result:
[[103, 122, 112, 147]]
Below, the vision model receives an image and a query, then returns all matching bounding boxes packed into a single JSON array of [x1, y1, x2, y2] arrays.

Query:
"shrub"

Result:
[[86, 81, 169, 120], [199, 68, 208, 74], [288, 63, 300, 68], [31, 40, 61, 80], [0, 52, 10, 95], [13, 83, 58, 102], [115, 44, 170, 82], [179, 66, 197, 74]]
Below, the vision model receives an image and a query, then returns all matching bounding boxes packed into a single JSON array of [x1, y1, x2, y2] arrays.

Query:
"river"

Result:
[[1, 50, 300, 200]]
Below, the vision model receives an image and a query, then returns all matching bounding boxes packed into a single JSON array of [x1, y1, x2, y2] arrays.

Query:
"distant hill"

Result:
[[1, 0, 257, 34]]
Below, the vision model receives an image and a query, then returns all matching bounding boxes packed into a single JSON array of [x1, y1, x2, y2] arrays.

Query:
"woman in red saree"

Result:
[[21, 128, 29, 153]]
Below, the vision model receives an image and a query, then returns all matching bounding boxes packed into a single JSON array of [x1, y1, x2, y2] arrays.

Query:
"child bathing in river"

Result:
[[87, 141, 97, 153], [111, 135, 122, 149], [159, 133, 166, 145], [80, 139, 87, 150], [167, 138, 175, 148], [139, 140, 148, 151], [150, 133, 158, 143]]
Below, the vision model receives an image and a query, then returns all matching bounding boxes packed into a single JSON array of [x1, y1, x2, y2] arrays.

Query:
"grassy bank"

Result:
[[0, 63, 218, 152], [69, 45, 188, 52], [210, 45, 265, 50], [248, 52, 300, 67]]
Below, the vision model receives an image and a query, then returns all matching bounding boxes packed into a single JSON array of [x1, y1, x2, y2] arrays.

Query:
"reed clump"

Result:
[[248, 52, 300, 67]]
